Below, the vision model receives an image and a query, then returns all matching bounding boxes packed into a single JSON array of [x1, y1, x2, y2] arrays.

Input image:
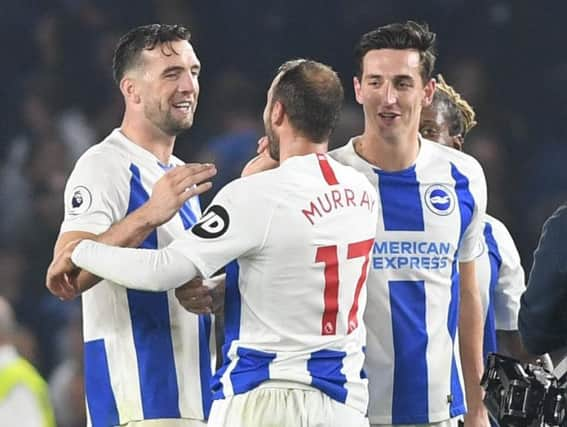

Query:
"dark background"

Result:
[[1, 1, 564, 425]]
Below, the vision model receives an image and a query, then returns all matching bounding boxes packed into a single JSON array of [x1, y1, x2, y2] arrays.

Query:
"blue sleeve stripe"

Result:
[[450, 163, 475, 246], [482, 222, 503, 359], [448, 261, 466, 417], [84, 339, 120, 427], [389, 280, 429, 424], [375, 167, 425, 231]]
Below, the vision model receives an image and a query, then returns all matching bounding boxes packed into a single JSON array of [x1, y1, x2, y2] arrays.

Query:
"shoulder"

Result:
[[73, 134, 129, 174], [212, 170, 277, 204], [328, 156, 375, 191], [423, 138, 484, 177], [485, 214, 510, 236], [541, 204, 567, 238], [329, 139, 356, 165]]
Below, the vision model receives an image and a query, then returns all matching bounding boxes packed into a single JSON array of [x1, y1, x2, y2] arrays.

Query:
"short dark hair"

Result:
[[112, 24, 192, 85], [355, 21, 436, 83], [271, 59, 344, 143]]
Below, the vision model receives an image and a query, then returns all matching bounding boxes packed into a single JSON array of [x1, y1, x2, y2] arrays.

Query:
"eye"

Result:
[[420, 127, 438, 138]]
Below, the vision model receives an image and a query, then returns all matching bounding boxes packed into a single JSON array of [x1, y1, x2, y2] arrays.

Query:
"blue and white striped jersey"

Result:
[[475, 215, 525, 360], [60, 129, 214, 427], [331, 137, 488, 424]]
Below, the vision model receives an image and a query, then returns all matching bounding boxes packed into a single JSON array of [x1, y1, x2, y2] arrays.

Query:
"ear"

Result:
[[422, 78, 436, 107], [271, 100, 285, 126], [120, 77, 141, 104], [452, 135, 464, 151], [353, 76, 363, 105]]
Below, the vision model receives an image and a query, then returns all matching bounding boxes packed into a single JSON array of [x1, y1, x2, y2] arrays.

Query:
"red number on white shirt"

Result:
[[316, 238, 374, 335]]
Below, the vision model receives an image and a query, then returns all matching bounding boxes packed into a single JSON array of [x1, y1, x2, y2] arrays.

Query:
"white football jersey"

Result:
[[331, 137, 487, 424], [72, 152, 378, 415], [60, 129, 214, 426], [475, 214, 525, 359]]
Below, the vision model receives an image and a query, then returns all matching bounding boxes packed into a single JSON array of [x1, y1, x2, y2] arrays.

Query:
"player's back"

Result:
[[205, 153, 377, 413]]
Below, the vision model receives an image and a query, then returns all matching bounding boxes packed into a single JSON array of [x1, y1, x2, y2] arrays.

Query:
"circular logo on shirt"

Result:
[[192, 205, 230, 238], [424, 184, 455, 216], [68, 186, 92, 215]]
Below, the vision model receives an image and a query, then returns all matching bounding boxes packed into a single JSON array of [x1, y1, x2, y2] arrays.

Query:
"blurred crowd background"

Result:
[[0, 1, 564, 425]]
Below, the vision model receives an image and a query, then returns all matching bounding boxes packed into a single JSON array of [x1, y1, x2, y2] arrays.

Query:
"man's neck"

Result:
[[120, 117, 176, 164], [354, 131, 420, 172], [279, 136, 328, 163]]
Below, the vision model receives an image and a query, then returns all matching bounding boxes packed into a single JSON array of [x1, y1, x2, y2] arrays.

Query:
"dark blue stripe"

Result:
[[375, 167, 424, 231], [448, 260, 466, 417], [126, 162, 180, 418], [230, 347, 277, 395], [360, 346, 367, 379], [307, 349, 348, 403], [483, 222, 503, 360], [451, 163, 475, 248], [198, 314, 213, 419], [127, 164, 158, 248], [155, 162, 200, 230], [179, 201, 198, 229], [84, 339, 120, 427], [389, 280, 429, 423], [212, 260, 241, 400]]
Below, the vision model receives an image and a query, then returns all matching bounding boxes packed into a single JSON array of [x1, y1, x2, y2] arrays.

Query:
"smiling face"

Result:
[[354, 48, 435, 144], [133, 39, 201, 136]]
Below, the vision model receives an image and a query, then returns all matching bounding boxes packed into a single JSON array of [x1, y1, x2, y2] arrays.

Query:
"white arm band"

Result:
[[71, 240, 199, 292]]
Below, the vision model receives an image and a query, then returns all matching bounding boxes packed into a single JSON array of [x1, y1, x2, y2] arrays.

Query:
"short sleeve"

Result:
[[458, 160, 488, 262], [170, 176, 276, 278], [60, 151, 129, 235], [490, 218, 525, 330]]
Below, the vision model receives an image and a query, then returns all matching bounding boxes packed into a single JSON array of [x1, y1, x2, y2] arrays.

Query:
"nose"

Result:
[[382, 81, 397, 105], [178, 72, 197, 94]]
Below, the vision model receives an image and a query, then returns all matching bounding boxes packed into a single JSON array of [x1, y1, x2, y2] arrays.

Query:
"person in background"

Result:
[[0, 296, 55, 427], [419, 74, 530, 363]]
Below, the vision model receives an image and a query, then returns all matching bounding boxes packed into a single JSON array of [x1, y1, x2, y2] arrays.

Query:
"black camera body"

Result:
[[481, 353, 567, 426]]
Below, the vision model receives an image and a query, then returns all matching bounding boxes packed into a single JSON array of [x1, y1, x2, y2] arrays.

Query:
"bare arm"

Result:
[[459, 260, 490, 427], [47, 163, 216, 298]]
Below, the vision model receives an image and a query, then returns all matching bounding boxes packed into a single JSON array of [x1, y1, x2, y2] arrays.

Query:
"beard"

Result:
[[266, 129, 280, 162], [144, 102, 194, 137], [265, 124, 280, 161]]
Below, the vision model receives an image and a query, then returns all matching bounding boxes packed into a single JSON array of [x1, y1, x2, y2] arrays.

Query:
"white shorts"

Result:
[[208, 381, 369, 427], [371, 418, 458, 427], [123, 419, 207, 427]]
